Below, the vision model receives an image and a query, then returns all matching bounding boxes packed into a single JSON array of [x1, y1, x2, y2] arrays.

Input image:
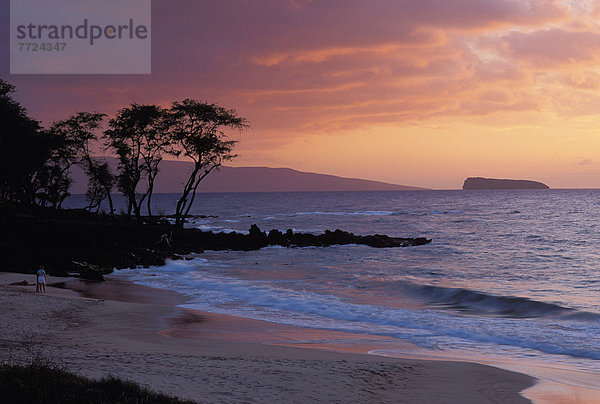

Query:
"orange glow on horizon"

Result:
[[5, 0, 600, 189]]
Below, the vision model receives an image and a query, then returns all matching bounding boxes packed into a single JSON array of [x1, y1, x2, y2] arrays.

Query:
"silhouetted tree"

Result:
[[33, 159, 70, 208], [167, 99, 248, 226], [44, 112, 107, 208], [0, 79, 46, 205], [84, 160, 116, 214], [0, 80, 249, 222], [47, 112, 116, 213], [104, 104, 170, 220]]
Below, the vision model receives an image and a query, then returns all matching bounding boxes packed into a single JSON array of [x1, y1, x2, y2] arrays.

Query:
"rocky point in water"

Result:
[[0, 203, 431, 281]]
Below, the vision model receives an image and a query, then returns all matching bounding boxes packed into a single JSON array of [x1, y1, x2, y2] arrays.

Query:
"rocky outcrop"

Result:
[[0, 203, 431, 281], [463, 177, 549, 190], [253, 225, 430, 249], [160, 225, 431, 252]]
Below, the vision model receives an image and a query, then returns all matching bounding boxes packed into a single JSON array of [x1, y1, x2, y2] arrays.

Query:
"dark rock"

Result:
[[267, 229, 289, 247], [10, 280, 29, 286], [71, 261, 109, 281], [248, 224, 268, 248], [0, 202, 431, 281]]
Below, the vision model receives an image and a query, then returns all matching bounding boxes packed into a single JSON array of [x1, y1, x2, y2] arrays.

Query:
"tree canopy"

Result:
[[167, 99, 248, 226], [0, 79, 45, 205], [0, 79, 249, 222], [44, 112, 106, 208], [104, 104, 169, 220]]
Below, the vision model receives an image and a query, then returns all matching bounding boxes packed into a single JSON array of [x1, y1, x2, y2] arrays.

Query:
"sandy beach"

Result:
[[1, 272, 538, 403]]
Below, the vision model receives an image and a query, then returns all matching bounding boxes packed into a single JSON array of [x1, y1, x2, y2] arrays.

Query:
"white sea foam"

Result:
[[117, 259, 600, 363], [189, 223, 247, 234], [294, 210, 394, 216]]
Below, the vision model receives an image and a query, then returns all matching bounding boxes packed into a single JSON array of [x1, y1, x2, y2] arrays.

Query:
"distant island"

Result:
[[70, 158, 428, 193], [462, 177, 549, 190]]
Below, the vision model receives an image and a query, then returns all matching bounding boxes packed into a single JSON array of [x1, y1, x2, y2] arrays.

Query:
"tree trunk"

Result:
[[175, 168, 200, 227], [183, 187, 197, 219], [133, 191, 145, 222], [146, 179, 154, 218], [182, 165, 218, 219], [175, 188, 191, 227], [106, 192, 115, 218]]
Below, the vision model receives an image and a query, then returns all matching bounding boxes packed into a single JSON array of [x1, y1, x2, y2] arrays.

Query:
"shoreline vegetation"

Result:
[[0, 361, 195, 404], [0, 201, 431, 280], [1, 79, 248, 226]]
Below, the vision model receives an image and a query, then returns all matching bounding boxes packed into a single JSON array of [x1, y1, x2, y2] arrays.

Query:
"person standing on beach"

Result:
[[36, 266, 47, 293]]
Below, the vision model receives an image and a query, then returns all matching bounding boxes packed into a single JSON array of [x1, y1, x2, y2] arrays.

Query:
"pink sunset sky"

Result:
[[2, 0, 600, 189]]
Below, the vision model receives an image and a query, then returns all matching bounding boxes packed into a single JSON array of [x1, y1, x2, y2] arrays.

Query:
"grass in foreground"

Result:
[[0, 362, 196, 404]]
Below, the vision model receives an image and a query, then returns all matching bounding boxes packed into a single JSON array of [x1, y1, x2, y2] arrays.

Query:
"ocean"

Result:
[[66, 190, 600, 388]]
